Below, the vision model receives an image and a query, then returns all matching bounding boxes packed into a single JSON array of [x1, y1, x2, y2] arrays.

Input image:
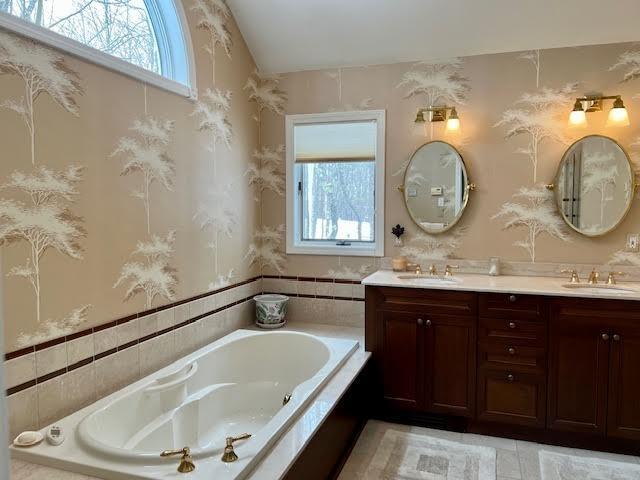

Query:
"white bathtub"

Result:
[[10, 329, 359, 479]]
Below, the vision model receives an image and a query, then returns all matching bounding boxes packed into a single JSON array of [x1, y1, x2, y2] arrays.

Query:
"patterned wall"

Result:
[[260, 42, 640, 278], [0, 1, 284, 350]]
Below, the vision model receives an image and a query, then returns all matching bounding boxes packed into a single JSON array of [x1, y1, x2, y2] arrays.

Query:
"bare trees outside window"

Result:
[[1, 0, 161, 73]]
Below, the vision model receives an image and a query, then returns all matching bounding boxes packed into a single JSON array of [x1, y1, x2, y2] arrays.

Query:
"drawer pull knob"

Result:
[[509, 294, 517, 302], [417, 318, 424, 326], [507, 374, 515, 382], [508, 347, 516, 355], [602, 333, 610, 341], [509, 322, 516, 329], [613, 334, 620, 342], [425, 319, 432, 326]]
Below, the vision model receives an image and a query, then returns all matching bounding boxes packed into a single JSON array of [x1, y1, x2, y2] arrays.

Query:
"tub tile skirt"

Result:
[[365, 429, 496, 480], [539, 451, 640, 480]]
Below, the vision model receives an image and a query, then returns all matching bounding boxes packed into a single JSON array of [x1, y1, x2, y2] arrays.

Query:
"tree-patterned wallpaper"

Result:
[[260, 42, 640, 278], [1, 3, 639, 352], [0, 0, 269, 350]]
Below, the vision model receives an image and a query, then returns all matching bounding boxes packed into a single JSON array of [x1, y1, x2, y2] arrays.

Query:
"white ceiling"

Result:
[[227, 0, 640, 74]]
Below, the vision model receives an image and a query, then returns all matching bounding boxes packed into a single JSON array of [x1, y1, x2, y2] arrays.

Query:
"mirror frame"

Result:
[[401, 140, 474, 234], [551, 134, 636, 238]]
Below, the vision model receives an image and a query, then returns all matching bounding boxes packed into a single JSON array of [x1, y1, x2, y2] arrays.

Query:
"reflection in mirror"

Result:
[[555, 135, 634, 236], [403, 141, 469, 234]]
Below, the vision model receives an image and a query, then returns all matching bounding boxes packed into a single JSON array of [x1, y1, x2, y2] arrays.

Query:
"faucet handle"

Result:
[[160, 446, 195, 473], [561, 269, 580, 284], [227, 433, 251, 444], [607, 271, 626, 285], [444, 265, 459, 277], [222, 433, 252, 463]]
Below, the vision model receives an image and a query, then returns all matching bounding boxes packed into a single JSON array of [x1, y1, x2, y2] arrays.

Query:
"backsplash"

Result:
[[260, 42, 640, 277]]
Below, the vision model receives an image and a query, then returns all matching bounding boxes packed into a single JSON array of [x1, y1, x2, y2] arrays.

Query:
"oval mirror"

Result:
[[402, 141, 472, 234], [553, 135, 635, 237]]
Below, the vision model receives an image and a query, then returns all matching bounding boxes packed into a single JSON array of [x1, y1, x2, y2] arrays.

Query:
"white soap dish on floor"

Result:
[[13, 431, 44, 448]]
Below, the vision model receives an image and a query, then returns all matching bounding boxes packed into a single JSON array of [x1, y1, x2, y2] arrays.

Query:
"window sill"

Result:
[[0, 12, 196, 99], [286, 243, 383, 257]]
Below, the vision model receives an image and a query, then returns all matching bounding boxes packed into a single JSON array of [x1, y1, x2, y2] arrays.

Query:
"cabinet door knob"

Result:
[[417, 318, 424, 326], [509, 294, 517, 302], [602, 333, 610, 341], [508, 322, 516, 329], [507, 374, 515, 382], [613, 334, 620, 342], [508, 347, 516, 355], [425, 319, 432, 326]]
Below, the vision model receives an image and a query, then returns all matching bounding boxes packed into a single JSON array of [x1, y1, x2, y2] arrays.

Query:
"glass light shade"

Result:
[[606, 106, 630, 127], [568, 109, 587, 127], [413, 120, 428, 137], [445, 117, 461, 132]]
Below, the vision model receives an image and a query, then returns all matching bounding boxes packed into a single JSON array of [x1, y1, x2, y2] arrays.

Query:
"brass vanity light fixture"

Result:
[[568, 95, 630, 128], [414, 106, 461, 132]]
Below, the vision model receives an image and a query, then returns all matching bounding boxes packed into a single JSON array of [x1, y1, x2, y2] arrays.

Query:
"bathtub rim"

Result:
[[10, 328, 360, 479]]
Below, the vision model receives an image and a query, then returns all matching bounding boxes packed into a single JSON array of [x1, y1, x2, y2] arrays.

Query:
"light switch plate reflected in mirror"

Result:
[[626, 233, 640, 252]]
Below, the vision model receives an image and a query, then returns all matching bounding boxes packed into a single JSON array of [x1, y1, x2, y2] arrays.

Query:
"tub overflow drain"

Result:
[[283, 394, 292, 406]]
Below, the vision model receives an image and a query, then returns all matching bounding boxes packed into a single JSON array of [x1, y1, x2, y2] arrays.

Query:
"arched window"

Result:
[[0, 0, 194, 96]]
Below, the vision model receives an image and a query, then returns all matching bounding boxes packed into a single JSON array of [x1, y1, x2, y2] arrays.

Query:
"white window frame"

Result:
[[285, 110, 386, 257], [0, 0, 196, 98]]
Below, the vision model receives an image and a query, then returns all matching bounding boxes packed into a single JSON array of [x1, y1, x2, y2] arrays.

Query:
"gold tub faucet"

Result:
[[160, 446, 195, 473], [221, 433, 252, 463]]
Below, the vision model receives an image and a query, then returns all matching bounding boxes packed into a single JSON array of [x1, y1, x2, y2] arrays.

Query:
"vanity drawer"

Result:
[[478, 342, 546, 373], [478, 318, 546, 346], [477, 368, 546, 427], [376, 287, 477, 317], [479, 293, 546, 321]]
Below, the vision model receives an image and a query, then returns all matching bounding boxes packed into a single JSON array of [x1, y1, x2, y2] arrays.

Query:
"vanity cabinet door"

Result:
[[423, 314, 476, 418], [607, 325, 640, 441], [547, 315, 610, 435], [477, 368, 546, 427], [380, 311, 423, 410]]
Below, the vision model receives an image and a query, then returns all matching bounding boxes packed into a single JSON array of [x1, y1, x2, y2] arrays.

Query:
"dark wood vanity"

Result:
[[365, 285, 640, 454]]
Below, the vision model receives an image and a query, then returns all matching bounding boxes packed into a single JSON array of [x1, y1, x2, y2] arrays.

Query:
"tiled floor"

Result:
[[338, 420, 640, 479]]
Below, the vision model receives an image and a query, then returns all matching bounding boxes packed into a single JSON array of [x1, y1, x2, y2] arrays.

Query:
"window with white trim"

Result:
[[286, 110, 385, 257], [0, 0, 193, 96]]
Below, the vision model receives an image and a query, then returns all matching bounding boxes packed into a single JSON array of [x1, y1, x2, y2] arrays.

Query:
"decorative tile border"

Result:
[[4, 275, 367, 397], [262, 275, 365, 301], [5, 277, 261, 396]]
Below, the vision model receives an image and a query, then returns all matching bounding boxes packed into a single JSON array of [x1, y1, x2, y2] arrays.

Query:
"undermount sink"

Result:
[[396, 274, 461, 285], [562, 283, 636, 294]]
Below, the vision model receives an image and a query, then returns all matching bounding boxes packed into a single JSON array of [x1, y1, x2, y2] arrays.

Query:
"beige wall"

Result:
[[261, 42, 640, 276], [0, 2, 269, 351]]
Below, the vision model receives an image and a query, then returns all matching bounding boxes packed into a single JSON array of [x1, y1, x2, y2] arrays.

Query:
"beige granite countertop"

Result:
[[9, 322, 368, 480], [363, 269, 640, 301]]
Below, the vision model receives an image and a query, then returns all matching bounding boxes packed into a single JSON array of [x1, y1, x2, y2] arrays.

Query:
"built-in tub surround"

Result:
[[11, 329, 359, 480], [363, 269, 640, 300]]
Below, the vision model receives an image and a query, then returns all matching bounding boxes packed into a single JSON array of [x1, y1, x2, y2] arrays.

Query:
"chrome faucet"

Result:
[[221, 433, 252, 463]]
